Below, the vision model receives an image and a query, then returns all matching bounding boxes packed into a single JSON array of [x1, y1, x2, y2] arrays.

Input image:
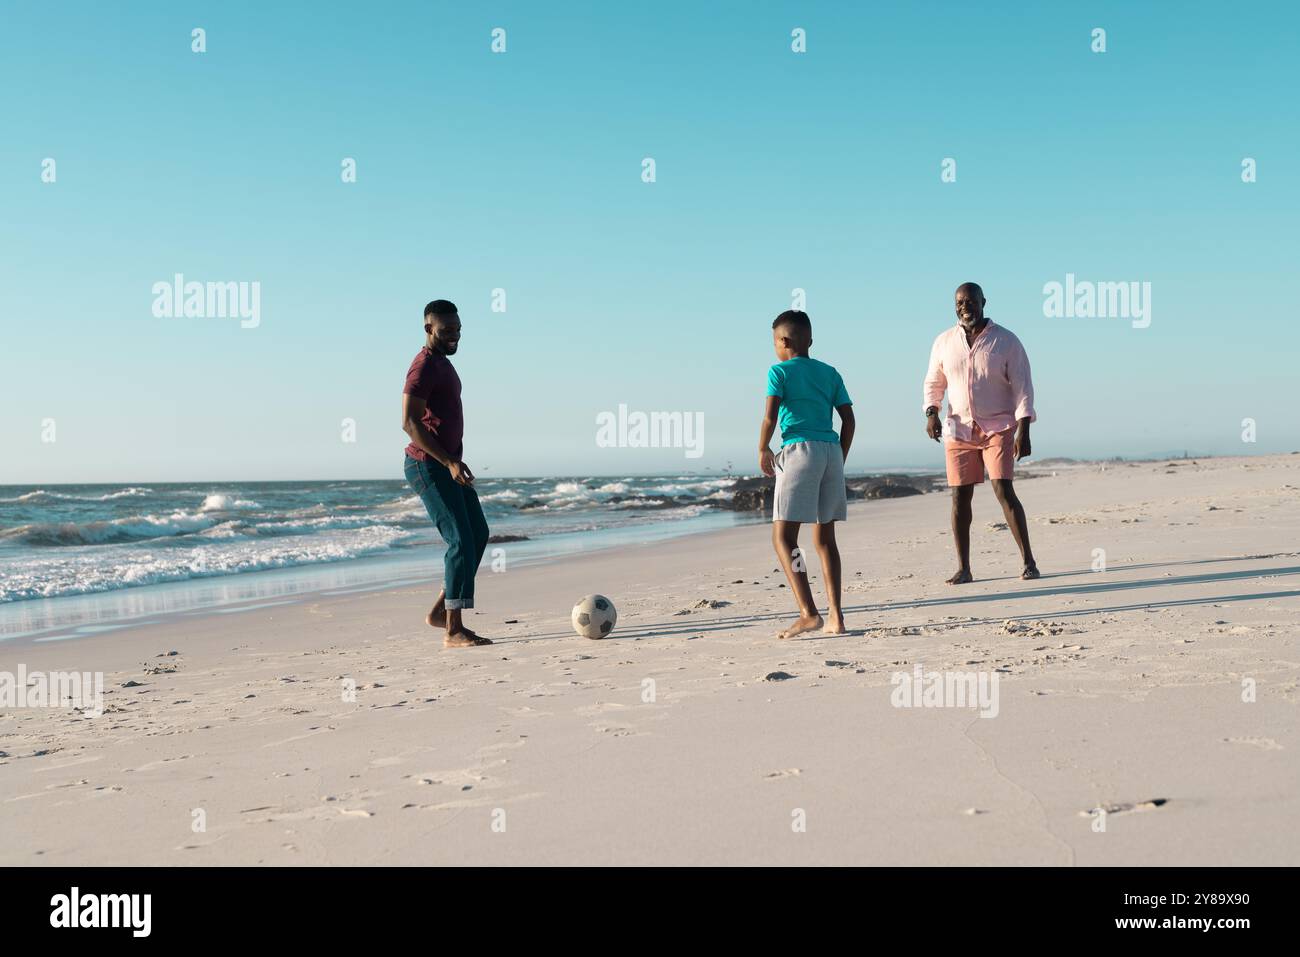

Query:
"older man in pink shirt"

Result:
[[923, 282, 1039, 584]]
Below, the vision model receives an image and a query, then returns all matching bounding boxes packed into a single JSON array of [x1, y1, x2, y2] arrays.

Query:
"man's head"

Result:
[[424, 299, 461, 355], [772, 310, 812, 359], [954, 283, 986, 328]]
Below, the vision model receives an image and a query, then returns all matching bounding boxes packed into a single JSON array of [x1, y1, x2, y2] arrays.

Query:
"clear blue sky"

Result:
[[2, 1, 1296, 482]]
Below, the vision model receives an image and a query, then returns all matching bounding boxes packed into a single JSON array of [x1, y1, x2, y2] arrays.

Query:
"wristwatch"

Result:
[[924, 406, 940, 418]]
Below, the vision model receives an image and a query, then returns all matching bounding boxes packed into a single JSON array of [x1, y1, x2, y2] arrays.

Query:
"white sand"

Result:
[[2, 454, 1297, 865]]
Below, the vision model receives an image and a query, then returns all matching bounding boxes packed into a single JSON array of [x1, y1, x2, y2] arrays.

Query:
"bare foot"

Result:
[[778, 613, 824, 639], [425, 605, 446, 629], [946, 569, 974, 585], [1021, 563, 1040, 580], [444, 629, 492, 648], [823, 613, 846, 635]]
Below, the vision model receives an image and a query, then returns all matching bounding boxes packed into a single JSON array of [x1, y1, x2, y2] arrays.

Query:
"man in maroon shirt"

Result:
[[402, 300, 492, 647]]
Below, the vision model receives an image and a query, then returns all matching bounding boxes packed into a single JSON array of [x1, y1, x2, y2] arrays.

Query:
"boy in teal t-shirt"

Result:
[[758, 310, 856, 639]]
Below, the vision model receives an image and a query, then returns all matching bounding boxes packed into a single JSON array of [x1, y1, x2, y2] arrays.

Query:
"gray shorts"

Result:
[[772, 440, 847, 524]]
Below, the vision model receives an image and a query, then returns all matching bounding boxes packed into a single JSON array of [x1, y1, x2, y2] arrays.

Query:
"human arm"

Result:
[[837, 404, 855, 461], [402, 394, 473, 485], [758, 394, 781, 477], [923, 337, 947, 442]]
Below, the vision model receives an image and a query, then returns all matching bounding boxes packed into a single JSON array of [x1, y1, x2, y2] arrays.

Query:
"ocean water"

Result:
[[0, 476, 753, 639]]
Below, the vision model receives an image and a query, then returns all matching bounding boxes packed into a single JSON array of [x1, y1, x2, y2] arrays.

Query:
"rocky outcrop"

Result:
[[723, 473, 939, 512]]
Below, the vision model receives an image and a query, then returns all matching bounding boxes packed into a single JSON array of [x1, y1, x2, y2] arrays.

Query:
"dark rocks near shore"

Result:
[[860, 482, 924, 500], [487, 534, 530, 543], [728, 478, 775, 512], [722, 473, 940, 512]]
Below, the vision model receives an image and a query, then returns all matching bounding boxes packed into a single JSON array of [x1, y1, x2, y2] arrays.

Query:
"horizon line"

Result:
[[1, 450, 1288, 488]]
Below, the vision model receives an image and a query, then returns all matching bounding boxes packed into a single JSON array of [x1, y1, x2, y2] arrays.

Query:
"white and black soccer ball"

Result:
[[571, 594, 617, 639]]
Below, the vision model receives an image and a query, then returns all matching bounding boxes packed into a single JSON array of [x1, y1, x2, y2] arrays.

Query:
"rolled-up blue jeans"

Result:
[[403, 455, 490, 609]]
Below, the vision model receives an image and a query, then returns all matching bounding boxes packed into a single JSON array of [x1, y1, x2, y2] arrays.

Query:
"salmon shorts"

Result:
[[945, 424, 1016, 486]]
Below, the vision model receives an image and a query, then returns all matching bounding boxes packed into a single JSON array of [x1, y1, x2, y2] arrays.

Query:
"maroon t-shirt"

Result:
[[403, 347, 464, 462]]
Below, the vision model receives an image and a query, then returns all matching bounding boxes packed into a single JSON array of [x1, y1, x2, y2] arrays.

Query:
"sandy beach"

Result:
[[2, 454, 1297, 866]]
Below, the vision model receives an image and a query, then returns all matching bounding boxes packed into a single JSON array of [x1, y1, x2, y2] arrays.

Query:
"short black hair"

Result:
[[773, 309, 812, 337], [424, 299, 458, 319]]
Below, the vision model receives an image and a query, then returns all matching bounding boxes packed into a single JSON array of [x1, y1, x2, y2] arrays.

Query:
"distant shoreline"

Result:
[[7, 447, 1295, 489]]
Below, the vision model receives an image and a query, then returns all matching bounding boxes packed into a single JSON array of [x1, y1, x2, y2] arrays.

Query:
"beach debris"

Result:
[[120, 680, 144, 688], [677, 599, 731, 613], [963, 808, 988, 815], [504, 619, 519, 624], [156, 650, 179, 657], [1001, 619, 1066, 638], [1222, 736, 1282, 750], [1080, 798, 1168, 817], [143, 662, 177, 675], [764, 768, 802, 779], [824, 660, 853, 668], [763, 671, 796, 681]]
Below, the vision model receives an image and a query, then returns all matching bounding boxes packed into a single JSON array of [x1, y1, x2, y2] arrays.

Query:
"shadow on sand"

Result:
[[496, 553, 1300, 645]]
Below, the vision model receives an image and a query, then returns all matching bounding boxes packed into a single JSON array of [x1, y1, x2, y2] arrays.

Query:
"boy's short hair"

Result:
[[773, 310, 812, 337], [424, 299, 458, 319]]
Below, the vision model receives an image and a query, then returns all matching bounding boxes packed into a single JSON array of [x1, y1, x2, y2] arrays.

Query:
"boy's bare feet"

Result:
[[778, 613, 823, 639], [444, 629, 492, 648], [946, 568, 973, 585], [822, 612, 846, 635], [1021, 563, 1040, 580]]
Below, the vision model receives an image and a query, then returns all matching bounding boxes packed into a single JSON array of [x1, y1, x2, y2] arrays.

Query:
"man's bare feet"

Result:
[[822, 613, 846, 635], [946, 568, 974, 585], [444, 629, 492, 648], [778, 613, 824, 639], [1021, 563, 1040, 580], [425, 605, 446, 629]]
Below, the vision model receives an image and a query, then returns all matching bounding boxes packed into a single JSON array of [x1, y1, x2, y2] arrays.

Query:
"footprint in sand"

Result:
[[576, 701, 629, 716]]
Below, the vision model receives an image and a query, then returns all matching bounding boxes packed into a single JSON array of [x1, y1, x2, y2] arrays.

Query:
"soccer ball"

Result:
[[572, 594, 617, 639]]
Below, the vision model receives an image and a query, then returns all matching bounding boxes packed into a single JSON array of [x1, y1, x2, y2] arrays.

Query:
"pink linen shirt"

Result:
[[923, 321, 1035, 442]]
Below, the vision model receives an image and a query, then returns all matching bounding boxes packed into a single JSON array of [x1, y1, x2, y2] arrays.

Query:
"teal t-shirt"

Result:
[[766, 357, 852, 446]]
